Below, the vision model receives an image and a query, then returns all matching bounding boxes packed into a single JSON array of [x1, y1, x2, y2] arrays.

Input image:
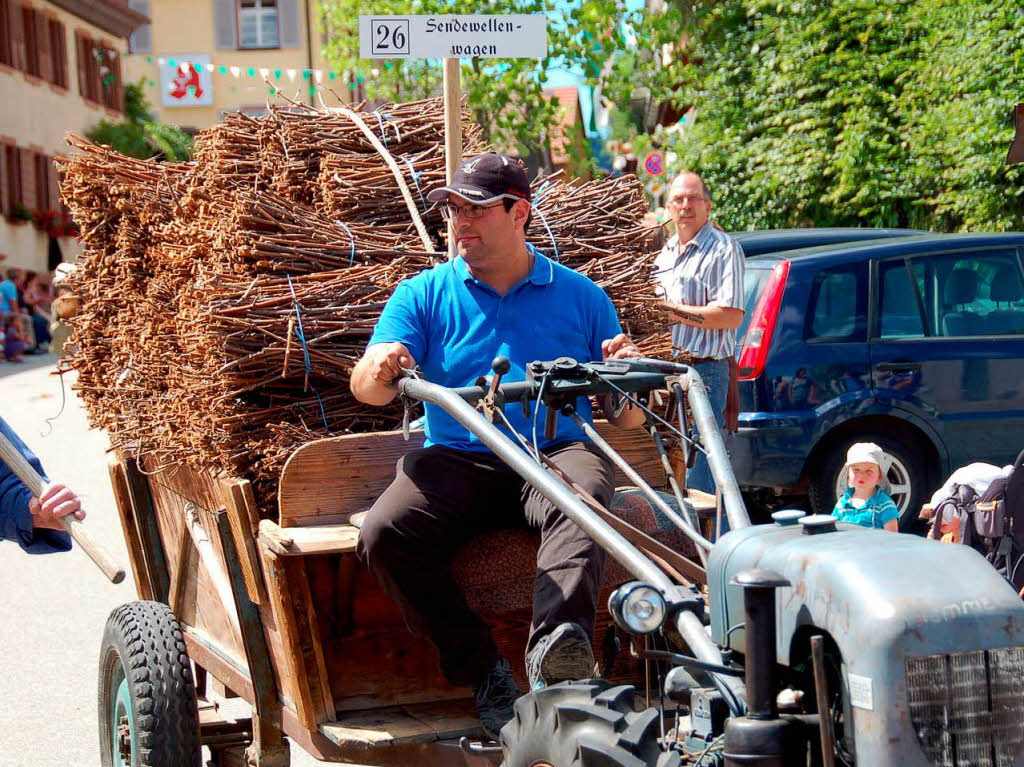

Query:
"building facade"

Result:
[[122, 0, 347, 133], [0, 0, 145, 272]]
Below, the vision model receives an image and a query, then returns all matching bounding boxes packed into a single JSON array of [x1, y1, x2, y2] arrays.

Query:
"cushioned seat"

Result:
[[985, 264, 1024, 335], [451, 489, 700, 616], [941, 268, 981, 337]]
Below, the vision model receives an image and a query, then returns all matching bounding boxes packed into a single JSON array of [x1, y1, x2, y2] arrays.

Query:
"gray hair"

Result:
[[669, 171, 711, 202]]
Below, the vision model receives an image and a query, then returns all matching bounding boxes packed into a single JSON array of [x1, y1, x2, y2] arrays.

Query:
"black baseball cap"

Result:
[[426, 152, 532, 204]]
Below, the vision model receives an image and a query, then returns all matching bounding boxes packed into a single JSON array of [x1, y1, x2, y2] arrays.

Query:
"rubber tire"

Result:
[[808, 431, 929, 532], [98, 600, 201, 767], [500, 680, 681, 767]]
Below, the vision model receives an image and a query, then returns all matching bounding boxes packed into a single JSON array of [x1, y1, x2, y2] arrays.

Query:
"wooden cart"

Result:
[[102, 424, 714, 767]]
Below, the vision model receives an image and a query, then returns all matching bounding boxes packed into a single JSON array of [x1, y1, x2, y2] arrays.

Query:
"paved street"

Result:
[[0, 357, 325, 767]]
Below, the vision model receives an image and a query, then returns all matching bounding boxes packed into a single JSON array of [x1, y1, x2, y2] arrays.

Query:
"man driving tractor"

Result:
[[350, 152, 645, 739]]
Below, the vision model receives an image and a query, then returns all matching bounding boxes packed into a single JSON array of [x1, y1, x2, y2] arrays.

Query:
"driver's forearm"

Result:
[[350, 358, 398, 406]]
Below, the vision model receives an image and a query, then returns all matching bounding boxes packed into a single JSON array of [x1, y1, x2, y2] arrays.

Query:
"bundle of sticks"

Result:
[[58, 96, 668, 515]]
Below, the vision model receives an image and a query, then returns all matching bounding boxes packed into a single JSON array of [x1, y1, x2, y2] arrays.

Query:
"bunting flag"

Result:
[[148, 56, 386, 86]]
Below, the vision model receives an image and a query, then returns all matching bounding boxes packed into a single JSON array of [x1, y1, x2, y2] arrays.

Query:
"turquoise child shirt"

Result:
[[831, 487, 899, 529]]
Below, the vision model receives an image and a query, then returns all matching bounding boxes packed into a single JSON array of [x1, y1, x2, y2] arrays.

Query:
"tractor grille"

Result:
[[906, 647, 1024, 767]]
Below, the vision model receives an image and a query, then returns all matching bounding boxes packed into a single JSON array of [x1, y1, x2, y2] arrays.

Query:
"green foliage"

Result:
[[318, 0, 684, 164], [86, 80, 194, 162], [651, 0, 1024, 231]]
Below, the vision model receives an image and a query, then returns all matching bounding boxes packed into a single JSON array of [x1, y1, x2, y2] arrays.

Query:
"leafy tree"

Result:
[[318, 0, 686, 165], [86, 80, 193, 162], [645, 0, 1024, 231]]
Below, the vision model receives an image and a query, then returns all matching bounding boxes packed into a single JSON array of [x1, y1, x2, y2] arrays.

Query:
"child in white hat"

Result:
[[831, 442, 900, 531]]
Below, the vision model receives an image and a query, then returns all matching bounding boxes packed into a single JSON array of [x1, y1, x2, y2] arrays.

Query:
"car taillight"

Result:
[[737, 259, 789, 381]]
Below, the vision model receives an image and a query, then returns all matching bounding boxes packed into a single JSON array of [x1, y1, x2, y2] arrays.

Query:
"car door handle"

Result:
[[875, 362, 921, 372]]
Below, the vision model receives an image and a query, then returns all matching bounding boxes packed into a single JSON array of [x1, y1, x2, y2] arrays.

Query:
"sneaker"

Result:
[[525, 622, 596, 692], [473, 656, 520, 741]]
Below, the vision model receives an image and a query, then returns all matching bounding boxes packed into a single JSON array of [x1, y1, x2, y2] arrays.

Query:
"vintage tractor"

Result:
[[100, 357, 1024, 766]]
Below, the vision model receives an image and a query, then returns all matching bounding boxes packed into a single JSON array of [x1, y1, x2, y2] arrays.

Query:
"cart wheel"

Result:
[[500, 680, 681, 767], [98, 601, 201, 767]]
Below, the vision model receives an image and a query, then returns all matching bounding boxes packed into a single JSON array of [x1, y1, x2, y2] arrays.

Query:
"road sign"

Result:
[[359, 15, 547, 60], [644, 152, 664, 176]]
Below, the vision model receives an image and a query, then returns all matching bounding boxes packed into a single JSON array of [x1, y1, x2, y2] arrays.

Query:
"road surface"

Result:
[[0, 356, 328, 766]]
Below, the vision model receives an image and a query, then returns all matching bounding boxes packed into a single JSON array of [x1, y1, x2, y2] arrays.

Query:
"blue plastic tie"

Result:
[[401, 156, 428, 213], [286, 274, 330, 431], [335, 220, 356, 266], [532, 205, 560, 262]]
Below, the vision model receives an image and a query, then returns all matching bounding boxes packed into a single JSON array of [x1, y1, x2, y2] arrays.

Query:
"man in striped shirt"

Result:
[[653, 172, 745, 501]]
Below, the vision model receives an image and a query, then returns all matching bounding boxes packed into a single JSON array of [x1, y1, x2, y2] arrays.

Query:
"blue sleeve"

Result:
[[877, 496, 900, 526], [367, 278, 428, 363], [589, 287, 624, 362], [0, 417, 71, 554]]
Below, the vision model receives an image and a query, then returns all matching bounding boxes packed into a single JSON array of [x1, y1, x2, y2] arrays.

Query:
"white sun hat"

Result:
[[842, 442, 891, 493]]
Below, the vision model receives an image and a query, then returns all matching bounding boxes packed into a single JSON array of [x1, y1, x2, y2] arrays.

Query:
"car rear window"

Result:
[[805, 264, 867, 342]]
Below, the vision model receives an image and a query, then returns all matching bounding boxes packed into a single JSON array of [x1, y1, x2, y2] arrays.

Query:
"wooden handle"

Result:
[[0, 430, 126, 584]]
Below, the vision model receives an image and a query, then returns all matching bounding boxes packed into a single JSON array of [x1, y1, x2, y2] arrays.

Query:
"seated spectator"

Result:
[[6, 268, 36, 352], [23, 272, 53, 353], [3, 316, 26, 362]]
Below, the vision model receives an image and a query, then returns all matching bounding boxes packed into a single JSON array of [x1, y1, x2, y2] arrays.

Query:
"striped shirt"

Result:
[[653, 223, 745, 360]]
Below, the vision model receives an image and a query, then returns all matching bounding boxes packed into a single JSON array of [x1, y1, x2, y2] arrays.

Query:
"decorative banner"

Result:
[[160, 53, 213, 107]]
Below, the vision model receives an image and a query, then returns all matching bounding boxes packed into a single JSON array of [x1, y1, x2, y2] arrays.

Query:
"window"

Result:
[[879, 251, 1024, 338], [878, 260, 926, 338], [127, 0, 150, 53], [75, 32, 122, 111], [238, 0, 278, 48], [806, 265, 867, 342]]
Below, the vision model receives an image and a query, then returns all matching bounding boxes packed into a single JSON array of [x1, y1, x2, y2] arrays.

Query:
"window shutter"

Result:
[[75, 31, 87, 97], [0, 0, 11, 67], [34, 153, 48, 212], [110, 47, 123, 111], [7, 0, 23, 71], [128, 0, 150, 53], [35, 11, 51, 83], [48, 160, 60, 211], [0, 146, 9, 217], [19, 148, 35, 211], [52, 21, 67, 88], [278, 0, 300, 48], [213, 0, 237, 50]]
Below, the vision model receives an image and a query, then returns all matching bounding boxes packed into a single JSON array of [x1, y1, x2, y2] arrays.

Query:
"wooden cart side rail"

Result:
[[108, 456, 155, 601], [278, 423, 668, 528]]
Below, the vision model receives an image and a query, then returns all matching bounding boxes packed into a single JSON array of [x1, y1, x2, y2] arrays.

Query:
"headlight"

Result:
[[609, 581, 667, 634]]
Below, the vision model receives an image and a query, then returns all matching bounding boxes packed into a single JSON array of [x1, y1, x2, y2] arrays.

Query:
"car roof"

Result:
[[732, 227, 927, 257], [743, 232, 1024, 267]]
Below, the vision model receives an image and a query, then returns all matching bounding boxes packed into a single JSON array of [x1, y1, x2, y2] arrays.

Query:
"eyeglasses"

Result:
[[668, 194, 708, 208], [439, 200, 507, 222]]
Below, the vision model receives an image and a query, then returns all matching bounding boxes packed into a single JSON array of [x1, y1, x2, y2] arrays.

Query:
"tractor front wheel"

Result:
[[500, 680, 680, 767]]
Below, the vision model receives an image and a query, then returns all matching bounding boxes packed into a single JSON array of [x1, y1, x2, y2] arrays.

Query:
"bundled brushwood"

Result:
[[58, 96, 671, 517]]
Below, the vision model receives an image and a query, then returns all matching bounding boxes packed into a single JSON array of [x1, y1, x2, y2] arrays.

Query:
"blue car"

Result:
[[729, 232, 1024, 526]]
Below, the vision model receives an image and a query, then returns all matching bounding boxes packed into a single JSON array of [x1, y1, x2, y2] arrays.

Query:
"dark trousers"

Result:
[[357, 440, 613, 687]]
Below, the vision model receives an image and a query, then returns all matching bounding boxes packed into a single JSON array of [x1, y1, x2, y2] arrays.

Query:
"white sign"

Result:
[[160, 53, 213, 108], [847, 673, 874, 711], [359, 15, 547, 60]]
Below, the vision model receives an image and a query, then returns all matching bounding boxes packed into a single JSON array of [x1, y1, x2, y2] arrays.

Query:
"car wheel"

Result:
[[809, 432, 929, 531]]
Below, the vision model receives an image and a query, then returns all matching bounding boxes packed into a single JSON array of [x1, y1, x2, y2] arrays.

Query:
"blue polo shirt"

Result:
[[368, 245, 622, 452]]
